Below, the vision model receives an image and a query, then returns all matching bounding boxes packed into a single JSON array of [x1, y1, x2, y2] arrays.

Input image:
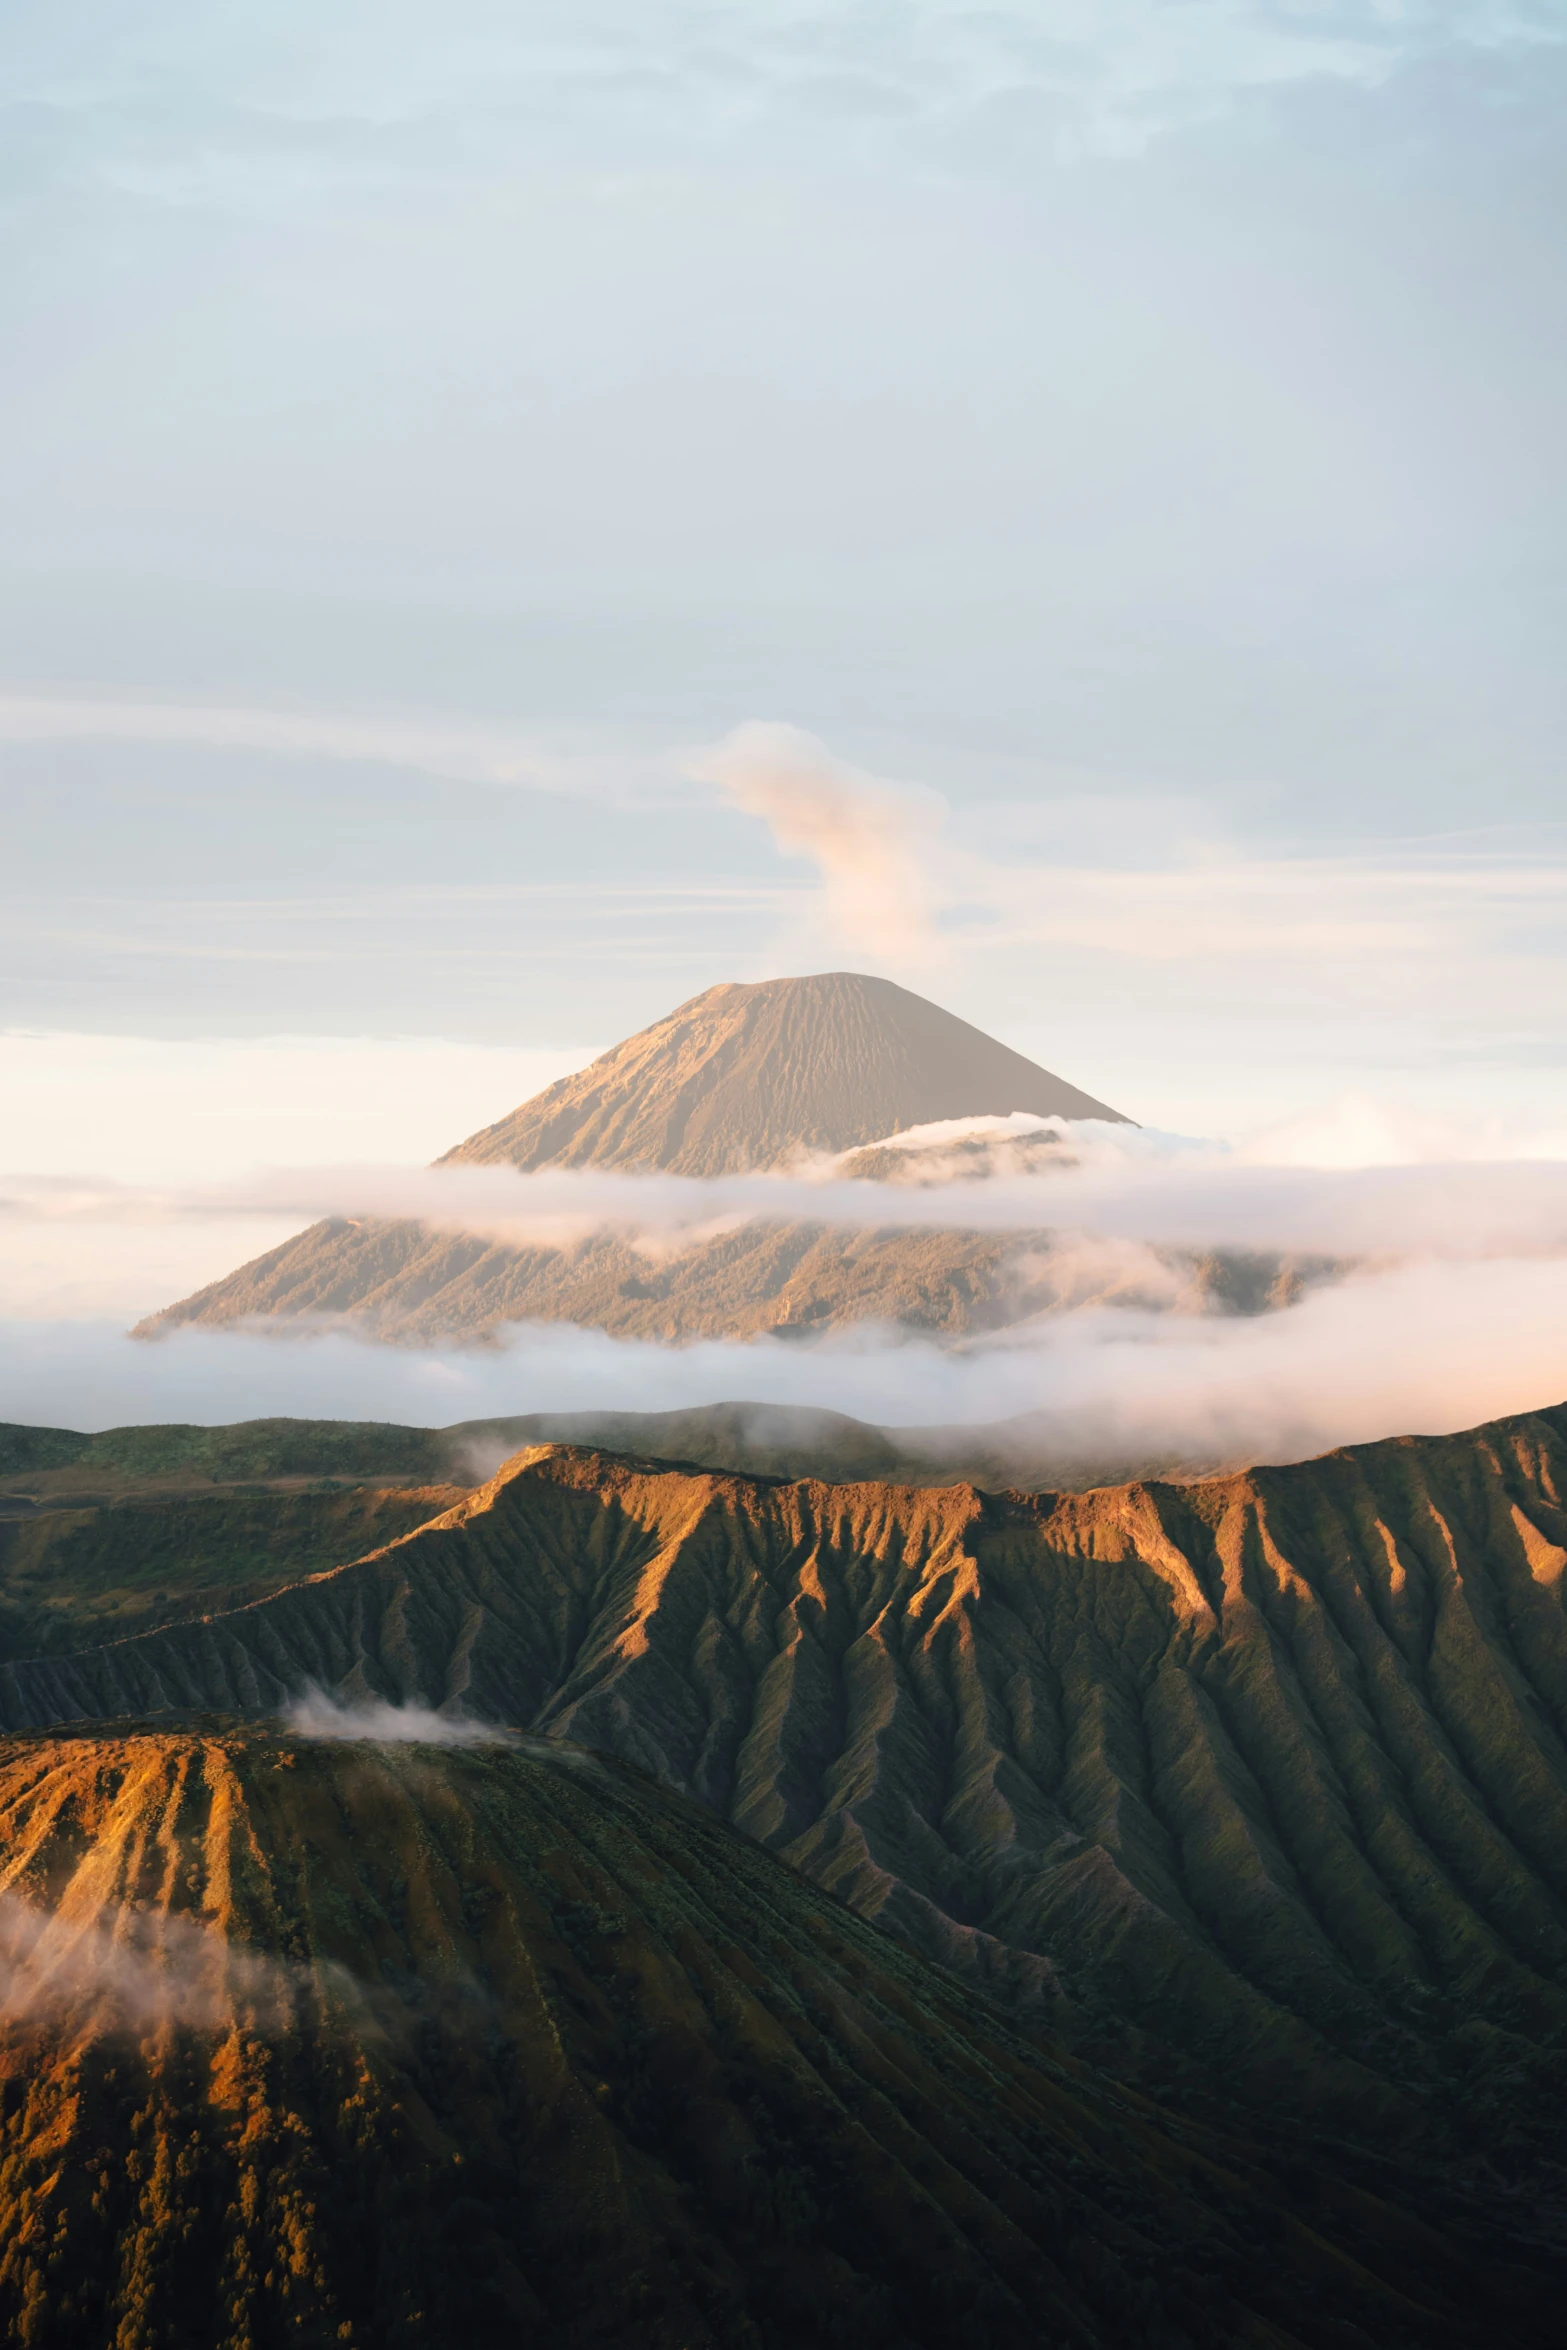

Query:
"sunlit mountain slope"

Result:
[[3, 1406, 1566, 2206], [0, 1724, 1550, 2349], [438, 972, 1130, 1173]]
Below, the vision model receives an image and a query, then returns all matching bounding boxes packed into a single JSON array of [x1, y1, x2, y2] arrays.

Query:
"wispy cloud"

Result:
[[5, 3, 1558, 182], [10, 1126, 1567, 1263], [963, 843, 1567, 966], [282, 1686, 512, 1746], [0, 693, 669, 800], [0, 1888, 329, 2037]]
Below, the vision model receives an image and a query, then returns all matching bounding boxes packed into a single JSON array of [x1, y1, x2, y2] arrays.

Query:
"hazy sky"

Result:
[[4, 3, 1566, 1156]]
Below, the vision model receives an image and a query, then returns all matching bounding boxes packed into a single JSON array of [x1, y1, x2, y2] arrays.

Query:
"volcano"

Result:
[[440, 971, 1129, 1175], [136, 975, 1234, 1349], [0, 1721, 1551, 2349]]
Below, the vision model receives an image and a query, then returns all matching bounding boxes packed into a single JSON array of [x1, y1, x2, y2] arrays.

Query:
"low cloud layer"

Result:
[[9, 1119, 1567, 1264], [0, 694, 634, 798], [3, 1103, 1566, 1469], [4, 1245, 1566, 1474]]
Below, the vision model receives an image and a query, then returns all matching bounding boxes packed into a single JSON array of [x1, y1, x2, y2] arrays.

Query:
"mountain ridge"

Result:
[[3, 1400, 1566, 2216]]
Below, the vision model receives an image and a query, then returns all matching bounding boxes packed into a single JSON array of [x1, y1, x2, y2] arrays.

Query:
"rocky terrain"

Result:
[[0, 1403, 1266, 1672], [0, 1723, 1549, 2348], [3, 1404, 1566, 2233]]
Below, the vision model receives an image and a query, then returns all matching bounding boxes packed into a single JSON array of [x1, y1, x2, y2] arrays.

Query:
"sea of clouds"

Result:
[[1, 1250, 1563, 1472], [2, 1103, 1565, 1471]]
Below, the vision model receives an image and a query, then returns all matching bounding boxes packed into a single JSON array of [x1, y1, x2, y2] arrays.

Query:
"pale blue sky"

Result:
[[2, 3, 1565, 1133]]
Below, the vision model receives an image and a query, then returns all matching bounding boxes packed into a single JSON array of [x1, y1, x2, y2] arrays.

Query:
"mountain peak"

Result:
[[440, 970, 1129, 1176]]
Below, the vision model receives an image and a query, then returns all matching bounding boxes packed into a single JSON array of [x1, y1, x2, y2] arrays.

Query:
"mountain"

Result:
[[0, 1480, 464, 1659], [0, 1722, 1551, 2349], [138, 1214, 1321, 1349], [440, 972, 1130, 1174], [5, 1404, 1567, 2226], [0, 1396, 1347, 1674], [138, 971, 1334, 1349], [0, 1402, 1253, 1669]]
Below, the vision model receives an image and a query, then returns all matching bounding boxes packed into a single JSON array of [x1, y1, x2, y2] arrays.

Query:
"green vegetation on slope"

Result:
[[0, 1415, 457, 1486], [0, 1484, 463, 1659], [0, 1724, 1550, 2350]]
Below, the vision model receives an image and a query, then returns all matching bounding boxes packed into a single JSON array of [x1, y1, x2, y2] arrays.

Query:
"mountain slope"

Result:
[[0, 1482, 464, 1660], [441, 972, 1130, 1175], [138, 1214, 1311, 1349], [5, 1724, 1536, 2350], [5, 1407, 1567, 2201]]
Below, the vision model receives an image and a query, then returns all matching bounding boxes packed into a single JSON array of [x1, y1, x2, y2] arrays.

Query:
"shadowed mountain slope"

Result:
[[5, 1406, 1567, 2212], [0, 1391, 1343, 1529], [0, 1406, 926, 1508], [441, 972, 1130, 1174], [0, 1723, 1553, 2349], [0, 1415, 463, 1488]]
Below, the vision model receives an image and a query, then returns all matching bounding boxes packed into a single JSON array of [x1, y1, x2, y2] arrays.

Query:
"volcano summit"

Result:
[[438, 971, 1130, 1175]]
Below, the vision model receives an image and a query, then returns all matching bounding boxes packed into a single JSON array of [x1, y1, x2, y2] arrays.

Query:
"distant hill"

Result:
[[0, 1722, 1552, 2348], [441, 971, 1130, 1174]]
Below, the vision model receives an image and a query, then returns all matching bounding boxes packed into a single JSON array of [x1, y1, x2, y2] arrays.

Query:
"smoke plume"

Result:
[[693, 721, 947, 960], [282, 1687, 514, 1746]]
